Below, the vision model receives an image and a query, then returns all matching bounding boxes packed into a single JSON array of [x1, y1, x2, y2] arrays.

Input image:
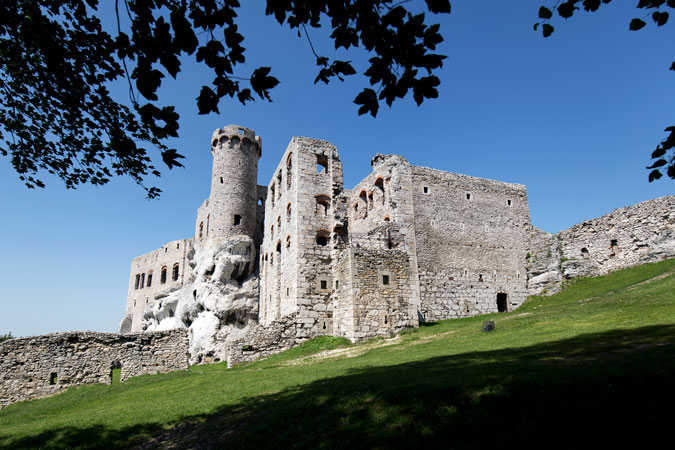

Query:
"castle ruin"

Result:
[[119, 125, 675, 364]]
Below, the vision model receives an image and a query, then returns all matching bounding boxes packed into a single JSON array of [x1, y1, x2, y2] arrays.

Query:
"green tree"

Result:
[[0, 0, 450, 197], [534, 0, 675, 181], [0, 332, 13, 343]]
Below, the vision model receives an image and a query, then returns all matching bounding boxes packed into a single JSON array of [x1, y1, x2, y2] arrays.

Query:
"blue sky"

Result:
[[0, 1, 672, 337]]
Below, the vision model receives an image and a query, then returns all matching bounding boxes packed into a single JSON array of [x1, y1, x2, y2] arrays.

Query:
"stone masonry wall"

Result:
[[0, 330, 188, 410], [123, 239, 193, 333], [226, 314, 300, 367], [411, 166, 531, 320], [526, 196, 675, 292], [338, 249, 418, 340]]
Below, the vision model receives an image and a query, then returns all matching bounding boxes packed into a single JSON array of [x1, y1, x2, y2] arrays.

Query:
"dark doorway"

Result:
[[497, 293, 508, 312], [110, 360, 122, 384]]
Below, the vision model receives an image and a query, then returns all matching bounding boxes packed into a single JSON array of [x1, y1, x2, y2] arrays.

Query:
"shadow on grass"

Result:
[[3, 325, 675, 449]]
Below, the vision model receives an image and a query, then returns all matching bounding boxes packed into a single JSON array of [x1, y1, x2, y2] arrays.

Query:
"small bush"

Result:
[[0, 332, 13, 343]]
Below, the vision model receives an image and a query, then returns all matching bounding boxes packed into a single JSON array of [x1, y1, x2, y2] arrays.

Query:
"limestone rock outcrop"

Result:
[[142, 236, 259, 364]]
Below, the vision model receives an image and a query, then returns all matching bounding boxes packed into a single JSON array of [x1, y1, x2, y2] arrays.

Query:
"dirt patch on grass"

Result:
[[283, 335, 403, 365]]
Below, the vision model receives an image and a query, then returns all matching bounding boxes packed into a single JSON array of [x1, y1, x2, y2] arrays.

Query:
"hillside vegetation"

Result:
[[1, 259, 674, 449]]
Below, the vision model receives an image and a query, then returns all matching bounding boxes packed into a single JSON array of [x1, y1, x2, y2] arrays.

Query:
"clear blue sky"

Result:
[[0, 1, 672, 337]]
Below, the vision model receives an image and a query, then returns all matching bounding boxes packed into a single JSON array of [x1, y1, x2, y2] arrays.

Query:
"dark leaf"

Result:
[[250, 67, 279, 100], [161, 149, 185, 169], [543, 23, 555, 37], [539, 6, 553, 19], [652, 11, 669, 26], [424, 0, 451, 14], [557, 2, 578, 18], [651, 147, 666, 158], [648, 169, 663, 181], [197, 86, 220, 114], [354, 88, 379, 116], [647, 158, 667, 169], [629, 18, 647, 30]]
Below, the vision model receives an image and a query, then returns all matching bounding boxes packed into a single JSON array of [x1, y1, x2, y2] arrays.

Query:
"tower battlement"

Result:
[[211, 125, 262, 157]]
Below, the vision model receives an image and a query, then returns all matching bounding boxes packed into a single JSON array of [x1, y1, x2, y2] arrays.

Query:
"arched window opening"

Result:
[[146, 271, 153, 287], [172, 263, 180, 281], [374, 177, 384, 191], [383, 215, 390, 222], [234, 214, 241, 226], [286, 236, 291, 248], [206, 214, 210, 235], [368, 192, 374, 210], [134, 274, 140, 290], [497, 293, 508, 312], [199, 222, 204, 238], [581, 247, 589, 258], [276, 240, 282, 252], [271, 224, 274, 234], [316, 230, 330, 246], [277, 216, 281, 227], [286, 203, 292, 221], [333, 226, 348, 245], [358, 190, 368, 218], [316, 154, 328, 174], [264, 253, 268, 262], [316, 195, 330, 216], [49, 372, 58, 385], [478, 274, 483, 282], [286, 153, 293, 189], [270, 184, 276, 207], [160, 267, 167, 284], [169, 309, 174, 318], [140, 273, 145, 289], [220, 177, 224, 184], [258, 198, 263, 206], [277, 171, 282, 194]]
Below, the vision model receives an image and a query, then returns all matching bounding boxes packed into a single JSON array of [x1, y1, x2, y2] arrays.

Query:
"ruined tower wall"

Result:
[[205, 125, 261, 245], [124, 238, 192, 333], [259, 137, 343, 337], [411, 167, 531, 320], [259, 141, 299, 326]]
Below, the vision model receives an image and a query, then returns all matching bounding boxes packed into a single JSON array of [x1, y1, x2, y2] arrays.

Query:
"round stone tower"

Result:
[[207, 125, 262, 242]]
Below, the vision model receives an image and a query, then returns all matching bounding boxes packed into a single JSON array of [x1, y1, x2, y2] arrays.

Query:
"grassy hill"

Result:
[[1, 259, 674, 449]]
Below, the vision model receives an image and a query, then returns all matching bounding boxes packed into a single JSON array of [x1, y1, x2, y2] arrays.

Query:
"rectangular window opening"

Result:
[[382, 275, 390, 285], [320, 280, 327, 290]]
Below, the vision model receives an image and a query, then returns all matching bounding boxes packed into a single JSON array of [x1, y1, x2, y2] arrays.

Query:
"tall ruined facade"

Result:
[[121, 125, 674, 363]]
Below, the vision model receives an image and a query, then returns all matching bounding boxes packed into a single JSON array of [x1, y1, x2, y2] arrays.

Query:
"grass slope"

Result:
[[1, 259, 674, 449]]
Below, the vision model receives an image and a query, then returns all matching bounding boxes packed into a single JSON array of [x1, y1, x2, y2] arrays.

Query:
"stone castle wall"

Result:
[[0, 330, 188, 410], [411, 166, 531, 320], [123, 239, 193, 333], [526, 196, 675, 293]]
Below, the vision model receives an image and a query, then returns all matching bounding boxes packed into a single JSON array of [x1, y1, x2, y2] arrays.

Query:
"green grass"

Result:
[[1, 259, 675, 449]]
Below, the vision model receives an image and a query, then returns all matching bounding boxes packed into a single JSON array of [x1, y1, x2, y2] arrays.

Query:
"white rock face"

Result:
[[141, 236, 259, 364]]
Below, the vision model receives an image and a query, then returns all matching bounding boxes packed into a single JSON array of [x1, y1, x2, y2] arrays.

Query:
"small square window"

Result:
[[466, 193, 471, 200], [507, 199, 512, 206], [382, 275, 390, 285], [423, 186, 429, 194], [320, 280, 327, 289]]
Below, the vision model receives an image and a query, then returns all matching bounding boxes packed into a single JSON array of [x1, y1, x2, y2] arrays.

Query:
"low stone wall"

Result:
[[0, 329, 189, 410], [226, 314, 300, 367]]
